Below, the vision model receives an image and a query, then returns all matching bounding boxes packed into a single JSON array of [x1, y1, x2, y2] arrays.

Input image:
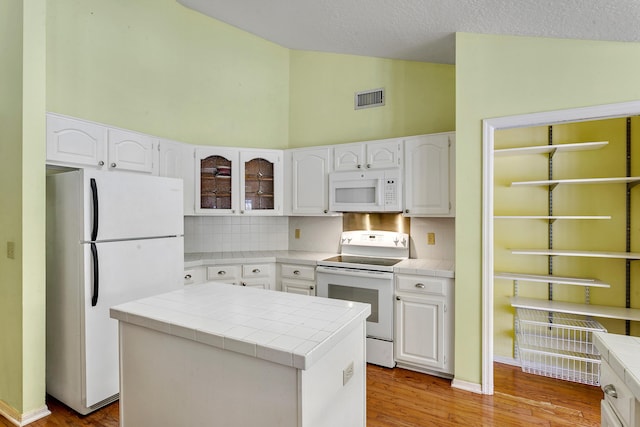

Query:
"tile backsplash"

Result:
[[184, 216, 289, 253], [184, 215, 454, 261]]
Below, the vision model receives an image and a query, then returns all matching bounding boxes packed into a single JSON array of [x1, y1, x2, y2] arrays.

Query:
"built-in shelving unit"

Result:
[[493, 133, 640, 385]]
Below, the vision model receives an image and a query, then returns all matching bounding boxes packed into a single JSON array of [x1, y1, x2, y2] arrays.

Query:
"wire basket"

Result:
[[515, 308, 606, 386]]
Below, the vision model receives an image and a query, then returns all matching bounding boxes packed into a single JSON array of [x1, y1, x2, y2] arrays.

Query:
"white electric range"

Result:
[[316, 230, 409, 368]]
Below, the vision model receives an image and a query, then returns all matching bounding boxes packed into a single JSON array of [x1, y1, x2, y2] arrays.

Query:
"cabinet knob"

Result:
[[396, 296, 401, 300], [218, 270, 226, 275], [323, 209, 328, 214], [604, 384, 618, 399], [241, 282, 247, 286], [310, 286, 314, 290], [240, 210, 244, 214], [405, 209, 410, 213], [293, 270, 300, 275], [110, 162, 117, 168], [184, 274, 192, 280], [415, 283, 425, 289], [232, 210, 235, 213], [357, 164, 362, 169], [366, 164, 371, 168], [98, 161, 105, 166], [252, 268, 260, 273]]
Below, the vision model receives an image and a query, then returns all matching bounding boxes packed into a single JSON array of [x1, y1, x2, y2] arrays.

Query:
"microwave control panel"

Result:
[[384, 179, 397, 206]]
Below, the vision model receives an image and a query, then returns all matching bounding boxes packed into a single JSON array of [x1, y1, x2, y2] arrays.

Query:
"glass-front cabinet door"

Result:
[[240, 150, 283, 215], [195, 148, 239, 215]]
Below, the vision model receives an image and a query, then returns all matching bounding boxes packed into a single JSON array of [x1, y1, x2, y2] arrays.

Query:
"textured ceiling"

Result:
[[177, 0, 640, 64]]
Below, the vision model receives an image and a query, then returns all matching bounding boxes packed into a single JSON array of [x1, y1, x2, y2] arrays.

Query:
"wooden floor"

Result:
[[1, 363, 601, 426]]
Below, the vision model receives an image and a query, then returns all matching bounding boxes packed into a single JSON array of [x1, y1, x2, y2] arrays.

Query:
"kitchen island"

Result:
[[110, 282, 370, 427]]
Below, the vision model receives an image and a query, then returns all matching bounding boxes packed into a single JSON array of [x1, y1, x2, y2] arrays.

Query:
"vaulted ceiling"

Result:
[[178, 0, 640, 64]]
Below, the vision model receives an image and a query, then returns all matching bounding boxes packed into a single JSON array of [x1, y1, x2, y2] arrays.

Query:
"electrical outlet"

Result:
[[427, 232, 436, 245], [295, 228, 301, 239], [7, 241, 15, 259], [343, 361, 354, 385]]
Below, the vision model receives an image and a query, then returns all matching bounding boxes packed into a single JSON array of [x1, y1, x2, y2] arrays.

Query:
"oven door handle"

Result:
[[316, 265, 394, 280]]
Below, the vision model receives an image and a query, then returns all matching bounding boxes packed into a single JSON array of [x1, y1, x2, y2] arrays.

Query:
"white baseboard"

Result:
[[493, 355, 520, 367], [0, 399, 50, 427], [451, 378, 483, 394]]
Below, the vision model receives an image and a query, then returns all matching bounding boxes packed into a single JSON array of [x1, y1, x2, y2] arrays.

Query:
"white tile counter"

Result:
[[110, 281, 370, 370], [185, 251, 455, 278], [111, 282, 370, 427], [394, 258, 455, 278]]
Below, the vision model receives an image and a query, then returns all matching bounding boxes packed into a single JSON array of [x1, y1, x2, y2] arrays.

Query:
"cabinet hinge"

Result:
[[444, 304, 447, 312]]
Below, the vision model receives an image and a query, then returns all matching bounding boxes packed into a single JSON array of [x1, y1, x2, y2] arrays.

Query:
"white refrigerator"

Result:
[[46, 169, 184, 415]]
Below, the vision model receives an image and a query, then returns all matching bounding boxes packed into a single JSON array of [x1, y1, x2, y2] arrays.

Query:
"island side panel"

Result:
[[118, 322, 298, 427], [299, 321, 366, 427]]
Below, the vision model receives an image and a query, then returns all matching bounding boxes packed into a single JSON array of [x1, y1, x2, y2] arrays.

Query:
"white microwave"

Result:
[[329, 168, 402, 212]]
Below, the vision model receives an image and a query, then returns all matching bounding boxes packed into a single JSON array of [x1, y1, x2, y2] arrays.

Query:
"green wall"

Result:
[[0, 0, 47, 417], [0, 0, 25, 413], [46, 0, 290, 148], [455, 32, 640, 386], [289, 50, 455, 147]]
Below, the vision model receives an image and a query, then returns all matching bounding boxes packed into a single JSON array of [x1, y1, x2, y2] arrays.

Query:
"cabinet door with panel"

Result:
[[240, 150, 283, 215], [394, 274, 454, 376], [333, 139, 402, 171], [159, 140, 195, 215], [403, 133, 454, 216], [195, 147, 239, 215], [290, 147, 332, 215], [279, 263, 316, 296], [106, 128, 156, 174], [46, 113, 107, 169]]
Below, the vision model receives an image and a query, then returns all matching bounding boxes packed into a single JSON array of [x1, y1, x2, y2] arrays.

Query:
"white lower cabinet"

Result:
[[279, 263, 316, 296], [394, 274, 454, 376], [184, 267, 206, 285], [600, 359, 640, 427], [206, 263, 275, 290]]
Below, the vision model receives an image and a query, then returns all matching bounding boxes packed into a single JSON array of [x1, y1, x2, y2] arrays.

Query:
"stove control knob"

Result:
[[393, 237, 399, 246], [402, 238, 407, 247]]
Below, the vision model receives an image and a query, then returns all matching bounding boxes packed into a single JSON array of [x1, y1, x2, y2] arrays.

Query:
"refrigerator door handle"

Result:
[[90, 178, 99, 241], [90, 242, 99, 306]]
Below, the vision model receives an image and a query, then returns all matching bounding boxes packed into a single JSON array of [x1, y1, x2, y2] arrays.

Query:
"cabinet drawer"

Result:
[[207, 265, 241, 281], [242, 264, 271, 278], [396, 274, 449, 296], [281, 264, 315, 281], [601, 360, 640, 427]]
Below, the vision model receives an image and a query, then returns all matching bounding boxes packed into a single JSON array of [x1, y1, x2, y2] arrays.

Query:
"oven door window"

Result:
[[327, 284, 379, 323]]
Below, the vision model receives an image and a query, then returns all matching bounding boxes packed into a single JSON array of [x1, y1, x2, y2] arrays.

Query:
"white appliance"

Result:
[[329, 168, 401, 212], [316, 230, 408, 368], [46, 169, 184, 415]]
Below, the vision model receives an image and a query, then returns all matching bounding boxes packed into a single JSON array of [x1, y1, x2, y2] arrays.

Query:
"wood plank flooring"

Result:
[[1, 363, 601, 426]]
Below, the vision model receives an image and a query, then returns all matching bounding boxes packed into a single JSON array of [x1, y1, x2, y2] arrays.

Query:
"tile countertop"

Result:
[[110, 282, 371, 371], [185, 251, 455, 278], [593, 332, 640, 400]]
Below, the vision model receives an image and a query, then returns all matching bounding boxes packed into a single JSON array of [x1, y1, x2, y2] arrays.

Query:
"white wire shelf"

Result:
[[494, 272, 610, 288], [494, 141, 609, 157]]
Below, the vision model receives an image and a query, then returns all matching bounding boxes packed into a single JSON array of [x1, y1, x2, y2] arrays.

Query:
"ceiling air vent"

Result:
[[354, 88, 385, 110]]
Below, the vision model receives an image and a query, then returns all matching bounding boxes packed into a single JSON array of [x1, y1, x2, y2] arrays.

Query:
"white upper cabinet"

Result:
[[288, 147, 332, 215], [240, 150, 283, 216], [333, 138, 402, 171], [46, 113, 157, 174], [195, 147, 283, 216], [46, 113, 107, 169], [403, 132, 455, 216], [159, 139, 195, 215], [107, 128, 155, 174]]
